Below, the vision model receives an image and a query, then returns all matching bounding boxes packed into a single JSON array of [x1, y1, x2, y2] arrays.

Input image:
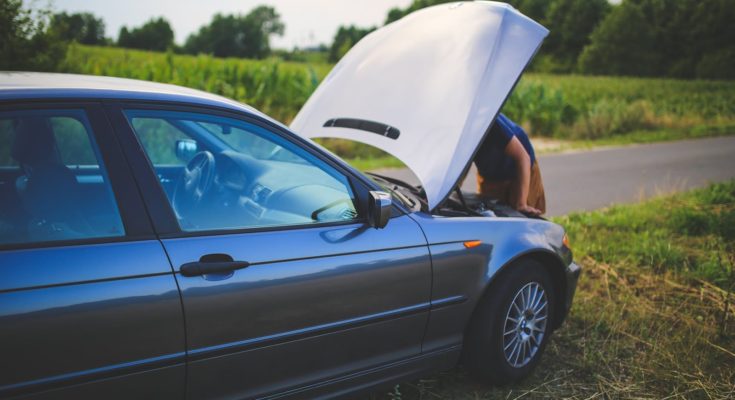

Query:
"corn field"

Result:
[[63, 45, 735, 146]]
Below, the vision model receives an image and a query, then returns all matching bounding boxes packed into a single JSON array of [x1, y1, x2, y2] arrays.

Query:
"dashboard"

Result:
[[178, 150, 359, 231]]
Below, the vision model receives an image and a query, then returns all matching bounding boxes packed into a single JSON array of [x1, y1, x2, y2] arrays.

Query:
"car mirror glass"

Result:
[[368, 191, 392, 229], [175, 139, 198, 163]]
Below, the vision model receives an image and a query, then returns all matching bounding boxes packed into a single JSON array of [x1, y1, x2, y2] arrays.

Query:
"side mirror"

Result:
[[368, 191, 392, 229], [175, 139, 198, 163]]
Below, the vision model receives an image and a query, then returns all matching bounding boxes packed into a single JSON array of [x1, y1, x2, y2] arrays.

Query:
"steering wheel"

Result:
[[172, 151, 216, 220]]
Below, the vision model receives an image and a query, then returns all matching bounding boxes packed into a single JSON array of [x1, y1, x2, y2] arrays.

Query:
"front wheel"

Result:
[[463, 259, 556, 384]]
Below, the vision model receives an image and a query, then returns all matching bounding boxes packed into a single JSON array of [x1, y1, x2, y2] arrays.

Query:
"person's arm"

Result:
[[504, 136, 541, 215]]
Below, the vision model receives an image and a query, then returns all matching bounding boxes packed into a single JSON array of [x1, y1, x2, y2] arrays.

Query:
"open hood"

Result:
[[290, 1, 548, 211]]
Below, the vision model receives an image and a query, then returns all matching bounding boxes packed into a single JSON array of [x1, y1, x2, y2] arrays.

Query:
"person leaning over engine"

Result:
[[474, 113, 546, 216]]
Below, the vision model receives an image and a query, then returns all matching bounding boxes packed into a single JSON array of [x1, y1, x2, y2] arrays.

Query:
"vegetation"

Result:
[[0, 0, 66, 71], [57, 45, 735, 165], [183, 6, 284, 59], [118, 17, 174, 52], [366, 0, 735, 79], [61, 45, 330, 123], [367, 181, 735, 399], [5, 0, 734, 165], [503, 74, 735, 139], [579, 0, 735, 80], [50, 12, 107, 46], [6, 0, 735, 80], [328, 25, 375, 62]]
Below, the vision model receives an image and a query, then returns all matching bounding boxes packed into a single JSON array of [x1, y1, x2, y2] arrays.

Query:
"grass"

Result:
[[533, 123, 735, 155], [506, 74, 735, 139], [58, 45, 735, 170], [365, 181, 735, 399], [61, 44, 332, 123]]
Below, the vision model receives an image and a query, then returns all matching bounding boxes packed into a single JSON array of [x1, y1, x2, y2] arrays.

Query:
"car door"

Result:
[[109, 104, 432, 399], [0, 103, 185, 399]]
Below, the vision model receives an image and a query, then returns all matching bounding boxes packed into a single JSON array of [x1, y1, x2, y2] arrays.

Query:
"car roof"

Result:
[[0, 72, 285, 127]]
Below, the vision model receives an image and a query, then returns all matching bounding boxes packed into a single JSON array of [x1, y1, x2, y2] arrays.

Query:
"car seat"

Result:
[[11, 117, 93, 241]]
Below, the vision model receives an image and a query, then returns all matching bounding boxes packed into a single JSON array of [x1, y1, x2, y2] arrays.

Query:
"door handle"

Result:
[[180, 253, 250, 277]]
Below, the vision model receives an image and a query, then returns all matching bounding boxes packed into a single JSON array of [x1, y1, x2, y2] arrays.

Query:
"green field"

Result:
[[63, 45, 332, 123], [62, 45, 735, 164], [367, 181, 735, 399]]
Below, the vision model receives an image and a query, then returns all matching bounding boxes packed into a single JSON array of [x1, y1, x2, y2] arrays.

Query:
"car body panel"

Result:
[[406, 212, 573, 351], [290, 1, 549, 210], [0, 241, 185, 398], [0, 240, 174, 291], [0, 72, 275, 125], [163, 214, 432, 399]]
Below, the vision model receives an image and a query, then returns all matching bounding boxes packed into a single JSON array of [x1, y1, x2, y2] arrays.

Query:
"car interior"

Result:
[[0, 112, 124, 246], [125, 111, 360, 233]]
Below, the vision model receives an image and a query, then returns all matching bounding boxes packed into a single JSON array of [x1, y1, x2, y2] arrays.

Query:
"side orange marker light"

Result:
[[463, 240, 482, 248]]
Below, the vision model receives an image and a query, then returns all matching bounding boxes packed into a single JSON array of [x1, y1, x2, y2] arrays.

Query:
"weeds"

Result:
[[366, 181, 735, 399]]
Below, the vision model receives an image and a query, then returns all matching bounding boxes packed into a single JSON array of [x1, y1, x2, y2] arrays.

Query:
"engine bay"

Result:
[[366, 172, 531, 219]]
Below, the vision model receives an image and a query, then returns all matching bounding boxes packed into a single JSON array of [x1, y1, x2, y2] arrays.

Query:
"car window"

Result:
[[51, 116, 98, 166], [124, 110, 359, 233], [0, 109, 125, 246]]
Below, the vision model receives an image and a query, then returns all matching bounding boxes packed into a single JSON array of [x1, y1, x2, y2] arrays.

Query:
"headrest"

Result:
[[11, 118, 58, 167]]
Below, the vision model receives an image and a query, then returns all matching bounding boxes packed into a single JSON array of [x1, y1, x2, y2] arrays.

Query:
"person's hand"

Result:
[[517, 204, 542, 216]]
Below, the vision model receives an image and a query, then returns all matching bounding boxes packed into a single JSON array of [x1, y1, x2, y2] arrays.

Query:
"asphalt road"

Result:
[[375, 136, 735, 216]]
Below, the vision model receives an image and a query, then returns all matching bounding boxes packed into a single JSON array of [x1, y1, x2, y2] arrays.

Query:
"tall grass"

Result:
[[507, 74, 735, 139], [61, 45, 735, 159], [62, 45, 331, 123]]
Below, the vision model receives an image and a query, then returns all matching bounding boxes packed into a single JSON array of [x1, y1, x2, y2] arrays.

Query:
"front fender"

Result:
[[407, 212, 571, 352]]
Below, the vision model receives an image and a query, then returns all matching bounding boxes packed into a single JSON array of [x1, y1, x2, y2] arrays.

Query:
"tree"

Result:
[[385, 0, 454, 24], [506, 0, 550, 22], [673, 0, 735, 79], [578, 1, 660, 76], [118, 17, 174, 52], [580, 0, 735, 79], [50, 12, 106, 45], [184, 6, 284, 59], [328, 25, 375, 62], [0, 0, 66, 71], [328, 0, 452, 63], [542, 0, 610, 70]]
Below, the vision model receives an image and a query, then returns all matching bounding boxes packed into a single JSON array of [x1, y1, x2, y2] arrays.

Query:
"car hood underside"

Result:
[[290, 1, 548, 211]]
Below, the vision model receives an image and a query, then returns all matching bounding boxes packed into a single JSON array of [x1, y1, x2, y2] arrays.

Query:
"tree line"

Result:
[[0, 0, 284, 68], [2, 0, 733, 80], [332, 0, 735, 80]]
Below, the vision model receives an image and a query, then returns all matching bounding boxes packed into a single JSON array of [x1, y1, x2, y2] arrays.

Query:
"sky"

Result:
[[37, 0, 413, 49]]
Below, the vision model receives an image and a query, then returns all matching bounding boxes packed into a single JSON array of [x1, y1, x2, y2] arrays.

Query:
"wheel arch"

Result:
[[479, 249, 569, 331]]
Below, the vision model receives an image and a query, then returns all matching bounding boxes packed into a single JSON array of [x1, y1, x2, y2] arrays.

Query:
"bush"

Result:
[[696, 47, 735, 81], [0, 0, 67, 71], [504, 82, 573, 136], [669, 208, 712, 236], [569, 99, 653, 139]]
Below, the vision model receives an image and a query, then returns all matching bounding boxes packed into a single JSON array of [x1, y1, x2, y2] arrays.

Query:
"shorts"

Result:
[[476, 161, 546, 214]]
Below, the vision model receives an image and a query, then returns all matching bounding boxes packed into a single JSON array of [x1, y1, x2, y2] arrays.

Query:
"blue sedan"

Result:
[[0, 3, 579, 399]]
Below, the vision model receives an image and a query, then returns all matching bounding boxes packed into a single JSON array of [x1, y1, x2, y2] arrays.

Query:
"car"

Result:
[[0, 2, 579, 399]]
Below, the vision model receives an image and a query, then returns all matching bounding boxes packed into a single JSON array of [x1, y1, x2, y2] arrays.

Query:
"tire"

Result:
[[463, 259, 556, 385]]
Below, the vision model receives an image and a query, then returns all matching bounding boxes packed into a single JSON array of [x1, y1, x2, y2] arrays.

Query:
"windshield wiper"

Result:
[[366, 173, 417, 208], [390, 186, 415, 208]]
